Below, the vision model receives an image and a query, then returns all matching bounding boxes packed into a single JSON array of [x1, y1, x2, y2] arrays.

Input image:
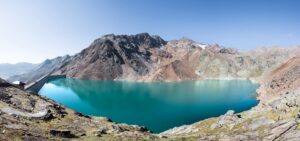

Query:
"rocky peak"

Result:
[[179, 37, 195, 43], [93, 33, 167, 49], [54, 33, 169, 80], [167, 37, 207, 49], [219, 48, 238, 54], [205, 44, 238, 54]]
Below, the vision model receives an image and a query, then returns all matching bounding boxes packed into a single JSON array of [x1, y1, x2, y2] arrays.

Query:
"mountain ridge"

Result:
[[8, 33, 300, 83], [1, 33, 300, 140], [0, 63, 37, 79], [8, 55, 71, 83]]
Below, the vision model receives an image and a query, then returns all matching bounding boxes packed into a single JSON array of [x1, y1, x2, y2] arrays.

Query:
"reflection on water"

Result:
[[39, 78, 259, 133]]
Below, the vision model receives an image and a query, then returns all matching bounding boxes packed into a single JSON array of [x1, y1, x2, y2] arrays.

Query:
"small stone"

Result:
[[277, 115, 283, 120], [297, 112, 300, 119], [210, 123, 222, 129]]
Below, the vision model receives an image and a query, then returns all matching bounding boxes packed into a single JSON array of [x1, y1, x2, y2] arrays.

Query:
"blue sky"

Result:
[[0, 0, 299, 63]]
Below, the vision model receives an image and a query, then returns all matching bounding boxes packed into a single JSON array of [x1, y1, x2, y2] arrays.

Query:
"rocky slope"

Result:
[[51, 33, 300, 82], [161, 56, 300, 141], [10, 33, 300, 83], [8, 55, 71, 84], [257, 56, 300, 102], [0, 78, 156, 140], [52, 33, 236, 81], [52, 33, 167, 80]]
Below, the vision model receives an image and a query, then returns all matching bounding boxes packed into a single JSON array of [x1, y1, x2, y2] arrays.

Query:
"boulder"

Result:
[[49, 129, 75, 138], [249, 117, 275, 130]]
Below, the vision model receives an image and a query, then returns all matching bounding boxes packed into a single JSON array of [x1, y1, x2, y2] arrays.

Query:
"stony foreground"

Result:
[[0, 81, 156, 140]]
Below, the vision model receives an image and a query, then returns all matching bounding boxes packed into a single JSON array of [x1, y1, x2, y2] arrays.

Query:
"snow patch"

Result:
[[197, 44, 207, 49]]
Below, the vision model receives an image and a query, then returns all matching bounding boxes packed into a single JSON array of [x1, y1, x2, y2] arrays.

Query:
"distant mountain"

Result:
[[52, 33, 207, 81], [3, 33, 300, 140], [53, 33, 300, 82], [0, 77, 5, 83], [52, 33, 170, 80], [8, 55, 71, 83], [12, 33, 300, 83], [0, 62, 37, 79]]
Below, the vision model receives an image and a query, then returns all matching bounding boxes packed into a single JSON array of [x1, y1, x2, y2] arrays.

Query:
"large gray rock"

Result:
[[210, 110, 240, 130], [249, 117, 275, 130]]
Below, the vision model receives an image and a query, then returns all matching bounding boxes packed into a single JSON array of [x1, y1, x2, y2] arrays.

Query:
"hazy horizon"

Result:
[[0, 0, 299, 64]]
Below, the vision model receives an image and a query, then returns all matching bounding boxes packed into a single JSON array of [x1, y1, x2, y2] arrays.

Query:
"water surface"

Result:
[[39, 78, 259, 133]]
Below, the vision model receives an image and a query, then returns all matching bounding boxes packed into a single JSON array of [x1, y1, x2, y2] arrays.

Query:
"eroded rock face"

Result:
[[53, 33, 167, 80]]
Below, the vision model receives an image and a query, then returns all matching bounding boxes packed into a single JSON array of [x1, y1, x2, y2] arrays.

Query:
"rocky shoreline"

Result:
[[0, 79, 158, 140], [160, 57, 300, 141]]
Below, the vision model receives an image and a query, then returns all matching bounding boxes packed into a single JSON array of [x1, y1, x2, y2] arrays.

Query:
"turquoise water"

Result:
[[39, 78, 259, 133]]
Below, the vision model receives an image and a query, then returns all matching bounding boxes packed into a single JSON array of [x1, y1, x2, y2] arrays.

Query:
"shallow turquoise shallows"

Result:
[[39, 78, 259, 133]]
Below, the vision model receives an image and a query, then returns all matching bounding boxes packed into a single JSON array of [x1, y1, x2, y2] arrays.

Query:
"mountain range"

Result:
[[0, 63, 37, 79], [7, 33, 300, 84], [1, 33, 300, 140], [8, 55, 70, 83]]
